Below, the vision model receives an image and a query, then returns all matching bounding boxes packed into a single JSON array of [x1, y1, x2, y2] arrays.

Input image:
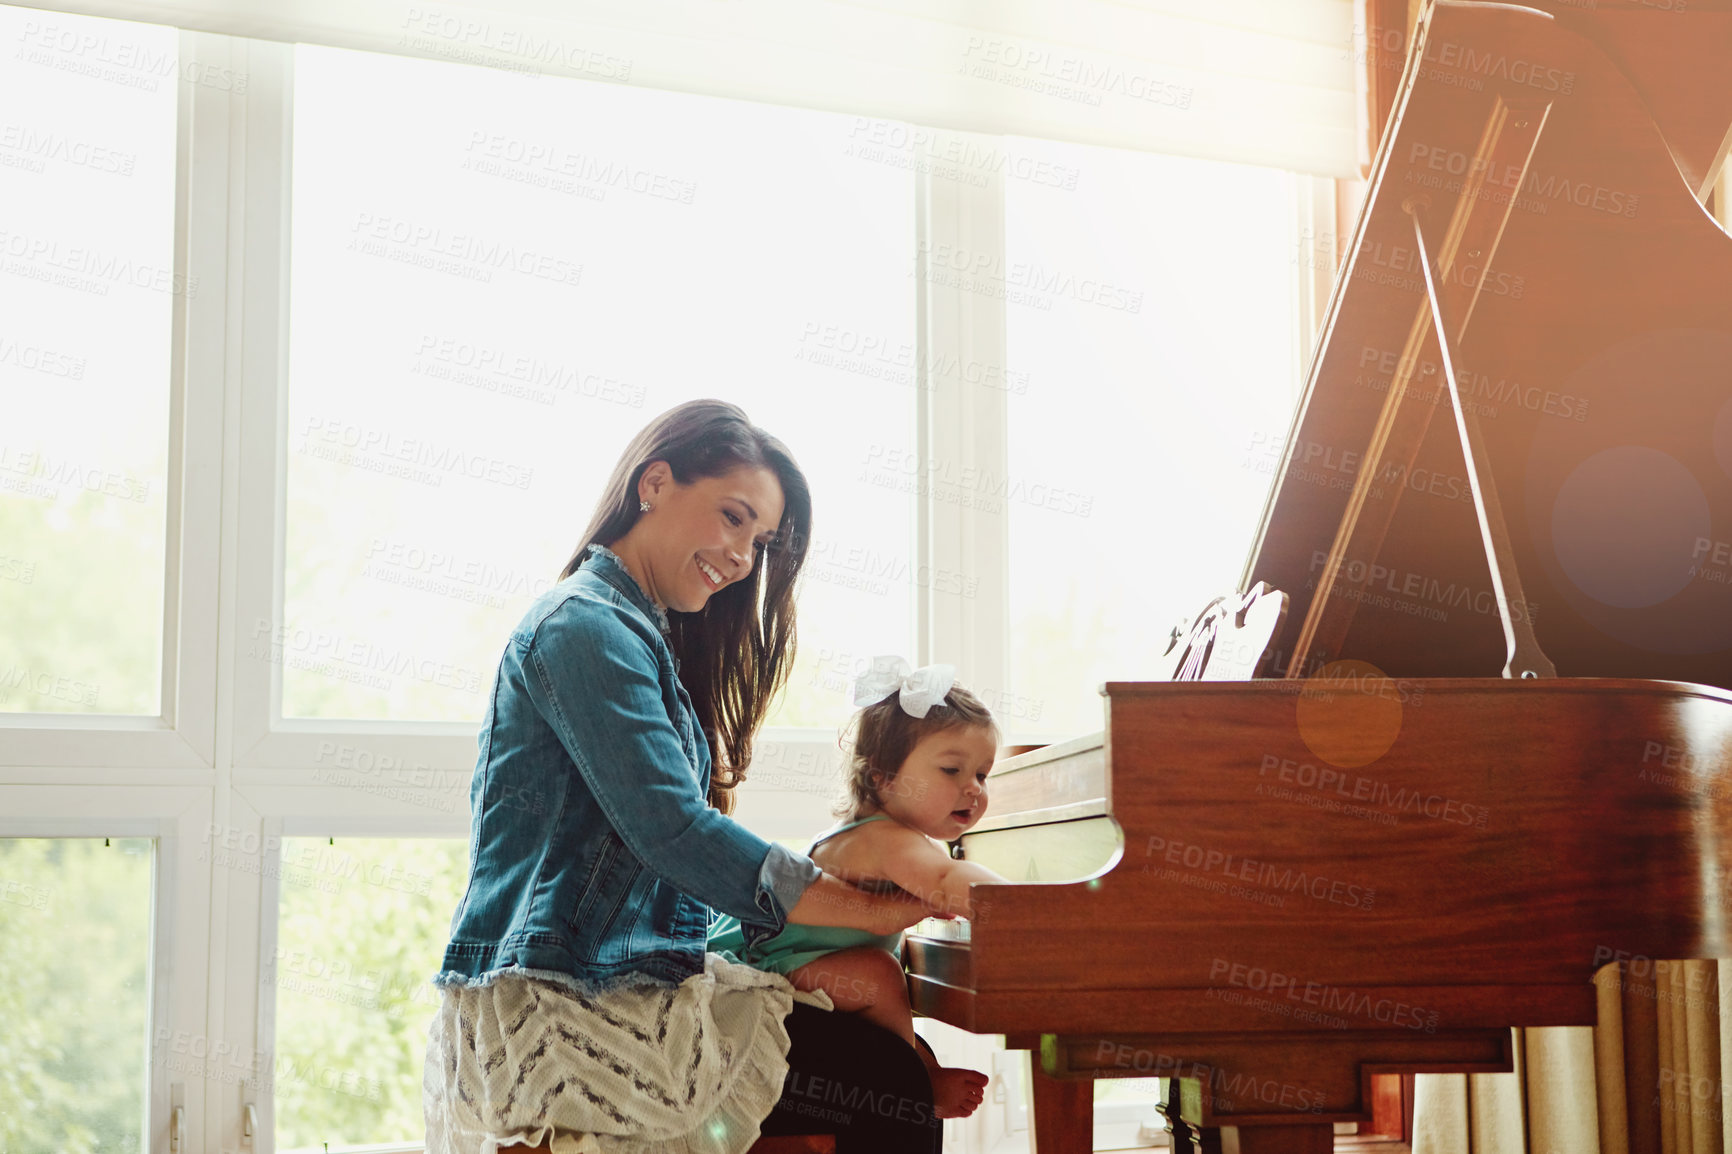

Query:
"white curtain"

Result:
[[8, 0, 1359, 174]]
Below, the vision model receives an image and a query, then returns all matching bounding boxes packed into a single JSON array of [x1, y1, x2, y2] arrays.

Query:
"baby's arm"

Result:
[[866, 825, 1008, 919]]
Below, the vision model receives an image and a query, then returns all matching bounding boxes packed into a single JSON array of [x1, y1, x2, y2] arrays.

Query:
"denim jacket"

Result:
[[435, 543, 821, 993]]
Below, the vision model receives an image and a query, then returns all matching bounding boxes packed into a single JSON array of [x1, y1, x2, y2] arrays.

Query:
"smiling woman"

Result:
[[425, 400, 946, 1153], [553, 399, 809, 814], [605, 465, 785, 616]]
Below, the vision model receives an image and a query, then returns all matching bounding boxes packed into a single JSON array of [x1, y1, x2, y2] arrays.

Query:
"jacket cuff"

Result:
[[743, 842, 821, 948]]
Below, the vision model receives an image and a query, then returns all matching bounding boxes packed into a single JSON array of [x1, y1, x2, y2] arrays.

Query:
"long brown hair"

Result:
[[558, 400, 812, 814]]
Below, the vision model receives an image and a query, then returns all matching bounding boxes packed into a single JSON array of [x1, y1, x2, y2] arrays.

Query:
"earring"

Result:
[[640, 500, 652, 512]]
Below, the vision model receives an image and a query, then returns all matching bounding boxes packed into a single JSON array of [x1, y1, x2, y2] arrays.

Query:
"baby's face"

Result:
[[879, 724, 996, 840]]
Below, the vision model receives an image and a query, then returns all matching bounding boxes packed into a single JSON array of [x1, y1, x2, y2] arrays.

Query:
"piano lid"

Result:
[[1244, 0, 1732, 690]]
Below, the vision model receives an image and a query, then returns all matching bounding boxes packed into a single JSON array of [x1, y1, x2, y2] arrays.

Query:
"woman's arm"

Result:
[[518, 598, 815, 935], [865, 826, 1008, 919], [785, 871, 943, 936]]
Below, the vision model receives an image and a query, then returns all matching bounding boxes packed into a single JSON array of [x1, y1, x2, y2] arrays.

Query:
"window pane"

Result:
[[1005, 141, 1303, 737], [284, 46, 915, 727], [0, 6, 177, 715], [0, 837, 153, 1152], [271, 836, 467, 1150]]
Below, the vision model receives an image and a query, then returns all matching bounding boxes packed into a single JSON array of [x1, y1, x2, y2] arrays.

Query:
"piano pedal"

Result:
[[1157, 1081, 1222, 1154], [1156, 1092, 1200, 1154], [1136, 1118, 1173, 1147]]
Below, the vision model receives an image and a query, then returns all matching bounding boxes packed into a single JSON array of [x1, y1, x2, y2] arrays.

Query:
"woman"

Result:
[[424, 400, 944, 1153]]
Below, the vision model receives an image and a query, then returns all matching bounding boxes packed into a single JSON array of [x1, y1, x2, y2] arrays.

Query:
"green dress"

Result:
[[709, 813, 905, 976]]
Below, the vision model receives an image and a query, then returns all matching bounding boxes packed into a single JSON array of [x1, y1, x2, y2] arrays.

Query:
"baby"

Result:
[[711, 656, 1008, 1119]]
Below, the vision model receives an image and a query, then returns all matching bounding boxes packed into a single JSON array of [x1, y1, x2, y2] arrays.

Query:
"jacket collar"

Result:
[[579, 543, 673, 638]]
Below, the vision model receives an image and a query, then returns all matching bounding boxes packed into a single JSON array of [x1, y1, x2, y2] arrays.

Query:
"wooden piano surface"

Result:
[[962, 679, 1732, 1028], [910, 680, 1732, 1120], [904, 1, 1732, 1150]]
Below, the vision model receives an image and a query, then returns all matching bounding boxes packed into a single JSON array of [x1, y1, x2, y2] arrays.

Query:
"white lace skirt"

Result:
[[423, 953, 834, 1154]]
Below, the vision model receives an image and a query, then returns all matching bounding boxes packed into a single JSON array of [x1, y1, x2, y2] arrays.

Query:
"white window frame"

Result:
[[0, 790, 212, 1154], [0, 17, 1328, 1152]]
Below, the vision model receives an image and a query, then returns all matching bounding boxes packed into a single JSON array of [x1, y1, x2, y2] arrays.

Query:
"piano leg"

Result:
[[1029, 1063, 1092, 1154]]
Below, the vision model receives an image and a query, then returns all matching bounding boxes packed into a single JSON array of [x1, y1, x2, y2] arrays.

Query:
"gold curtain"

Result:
[[1413, 963, 1726, 1154]]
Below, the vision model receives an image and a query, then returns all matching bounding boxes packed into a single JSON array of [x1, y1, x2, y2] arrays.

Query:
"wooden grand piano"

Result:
[[904, 3, 1732, 1151]]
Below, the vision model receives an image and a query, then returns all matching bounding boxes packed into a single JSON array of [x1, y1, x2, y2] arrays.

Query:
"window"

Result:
[[0, 837, 153, 1152], [0, 9, 1325, 1153], [283, 46, 917, 729], [0, 8, 177, 716], [269, 837, 467, 1150], [1004, 140, 1306, 737]]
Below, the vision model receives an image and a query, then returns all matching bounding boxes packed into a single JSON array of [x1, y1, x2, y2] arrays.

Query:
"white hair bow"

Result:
[[851, 655, 957, 719]]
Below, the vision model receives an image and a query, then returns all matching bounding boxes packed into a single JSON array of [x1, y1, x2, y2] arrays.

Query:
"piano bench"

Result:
[[747, 1136, 836, 1153]]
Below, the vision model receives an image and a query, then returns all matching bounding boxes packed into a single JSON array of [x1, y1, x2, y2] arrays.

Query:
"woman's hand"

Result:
[[785, 872, 941, 936]]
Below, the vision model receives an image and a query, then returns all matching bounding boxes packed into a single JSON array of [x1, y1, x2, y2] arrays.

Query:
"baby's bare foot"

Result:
[[931, 1066, 990, 1118]]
